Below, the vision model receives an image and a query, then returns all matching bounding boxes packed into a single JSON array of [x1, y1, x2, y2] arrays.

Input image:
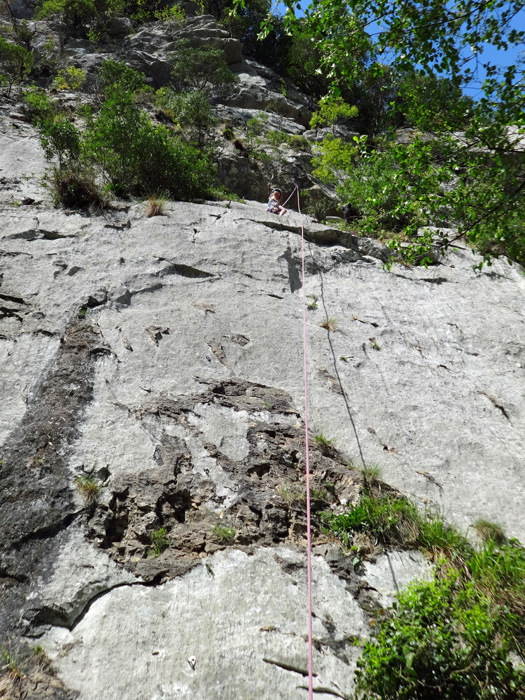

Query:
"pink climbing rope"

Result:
[[281, 187, 296, 208], [297, 186, 314, 700]]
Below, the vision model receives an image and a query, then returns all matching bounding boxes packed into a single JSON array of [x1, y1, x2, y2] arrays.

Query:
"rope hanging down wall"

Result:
[[295, 186, 315, 700]]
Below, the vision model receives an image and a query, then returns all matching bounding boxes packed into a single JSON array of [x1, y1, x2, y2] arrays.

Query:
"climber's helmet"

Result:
[[273, 188, 282, 199]]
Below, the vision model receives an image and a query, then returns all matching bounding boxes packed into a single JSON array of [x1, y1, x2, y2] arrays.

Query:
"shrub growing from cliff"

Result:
[[97, 58, 148, 97], [0, 34, 33, 97], [36, 0, 103, 29], [156, 88, 218, 146], [25, 87, 81, 166], [83, 88, 215, 197], [169, 40, 240, 97], [323, 488, 525, 699], [25, 61, 216, 204], [355, 567, 525, 700], [50, 165, 109, 209]]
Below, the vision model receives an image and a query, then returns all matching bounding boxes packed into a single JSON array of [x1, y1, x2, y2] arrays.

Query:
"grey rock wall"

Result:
[[0, 105, 524, 697]]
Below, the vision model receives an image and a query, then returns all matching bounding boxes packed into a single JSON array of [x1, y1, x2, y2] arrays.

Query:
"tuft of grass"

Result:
[[314, 432, 335, 449], [323, 489, 472, 562], [369, 336, 381, 351], [361, 463, 382, 488], [468, 539, 525, 606], [213, 524, 236, 543], [278, 485, 328, 506], [75, 475, 101, 503], [278, 485, 306, 504], [310, 487, 327, 501], [277, 486, 304, 505], [323, 494, 421, 550], [418, 514, 471, 561], [145, 195, 166, 217], [1, 647, 24, 680], [149, 527, 169, 556], [474, 518, 507, 545], [320, 317, 338, 332]]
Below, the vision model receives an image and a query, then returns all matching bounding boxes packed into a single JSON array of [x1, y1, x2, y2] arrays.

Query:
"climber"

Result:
[[267, 188, 287, 216]]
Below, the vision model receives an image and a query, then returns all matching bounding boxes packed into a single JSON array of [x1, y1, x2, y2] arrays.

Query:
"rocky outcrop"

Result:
[[227, 59, 312, 126], [0, 117, 524, 693], [0, 12, 524, 697]]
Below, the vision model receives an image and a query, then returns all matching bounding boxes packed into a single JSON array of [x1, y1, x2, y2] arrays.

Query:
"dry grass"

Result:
[[320, 317, 338, 332], [146, 195, 166, 217]]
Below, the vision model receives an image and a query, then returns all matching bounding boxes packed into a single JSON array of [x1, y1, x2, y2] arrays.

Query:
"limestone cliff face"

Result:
[[0, 23, 525, 698]]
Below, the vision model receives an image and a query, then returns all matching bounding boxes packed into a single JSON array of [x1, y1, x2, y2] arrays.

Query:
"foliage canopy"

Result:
[[250, 0, 525, 268]]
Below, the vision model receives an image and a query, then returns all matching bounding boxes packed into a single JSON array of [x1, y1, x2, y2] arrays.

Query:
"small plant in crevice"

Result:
[[1, 647, 24, 681], [369, 336, 381, 351], [278, 485, 328, 507], [320, 317, 338, 332], [310, 487, 328, 502], [314, 432, 335, 449], [323, 480, 336, 497], [361, 463, 382, 488], [307, 294, 318, 310], [1, 643, 64, 695], [75, 474, 101, 503], [149, 528, 169, 557], [277, 485, 306, 504], [212, 524, 236, 543]]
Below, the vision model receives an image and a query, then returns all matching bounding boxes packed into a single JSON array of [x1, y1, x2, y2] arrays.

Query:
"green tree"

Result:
[[83, 88, 214, 197], [36, 0, 99, 28], [167, 89, 218, 146], [36, 0, 126, 31], [122, 0, 184, 24], [24, 87, 81, 166], [310, 95, 358, 132], [284, 0, 525, 267], [97, 58, 148, 97], [169, 40, 239, 97], [0, 34, 33, 97], [284, 28, 328, 102]]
